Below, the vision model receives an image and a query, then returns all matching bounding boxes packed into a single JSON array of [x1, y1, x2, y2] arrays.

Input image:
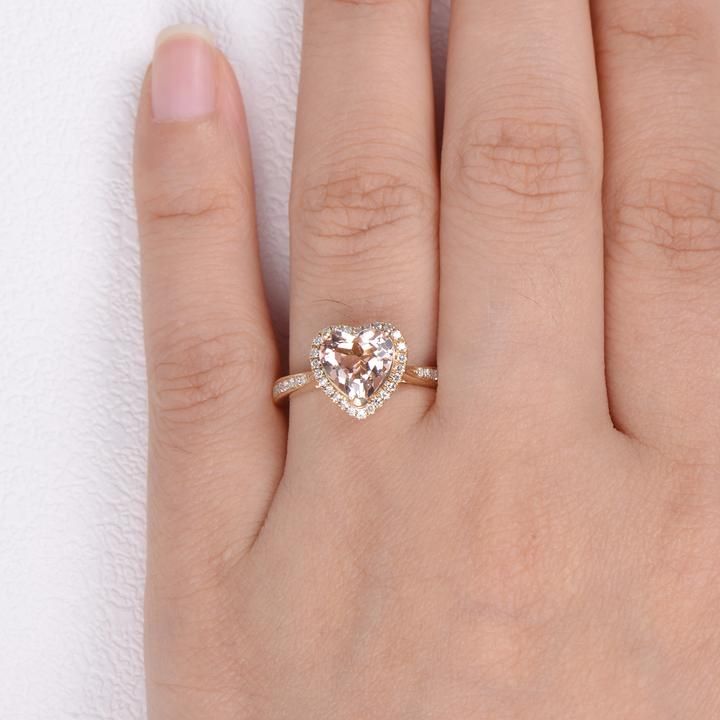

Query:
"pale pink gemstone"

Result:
[[319, 327, 394, 404]]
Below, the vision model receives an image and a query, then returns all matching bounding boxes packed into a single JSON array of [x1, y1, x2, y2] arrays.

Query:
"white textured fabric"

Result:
[[0, 2, 449, 717]]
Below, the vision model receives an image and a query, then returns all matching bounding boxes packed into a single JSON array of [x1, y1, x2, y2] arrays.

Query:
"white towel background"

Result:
[[0, 2, 450, 717]]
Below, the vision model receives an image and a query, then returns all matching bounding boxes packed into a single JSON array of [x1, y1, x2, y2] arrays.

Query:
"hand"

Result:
[[134, 4, 720, 718]]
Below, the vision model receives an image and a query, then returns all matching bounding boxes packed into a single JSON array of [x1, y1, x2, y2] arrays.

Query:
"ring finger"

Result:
[[288, 0, 438, 427]]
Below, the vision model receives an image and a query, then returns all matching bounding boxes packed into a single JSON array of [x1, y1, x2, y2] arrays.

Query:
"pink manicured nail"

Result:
[[152, 25, 216, 122]]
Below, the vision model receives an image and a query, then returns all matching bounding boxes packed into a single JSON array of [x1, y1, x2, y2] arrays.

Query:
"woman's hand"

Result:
[[134, 3, 720, 717]]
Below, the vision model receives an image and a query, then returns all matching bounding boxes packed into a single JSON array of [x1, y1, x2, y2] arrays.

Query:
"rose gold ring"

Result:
[[272, 322, 438, 420]]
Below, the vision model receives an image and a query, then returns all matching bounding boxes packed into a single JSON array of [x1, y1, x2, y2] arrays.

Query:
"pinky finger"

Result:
[[135, 26, 284, 609]]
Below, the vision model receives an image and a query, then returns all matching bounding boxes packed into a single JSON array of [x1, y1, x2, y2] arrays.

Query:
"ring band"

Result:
[[272, 322, 438, 420], [273, 366, 439, 401]]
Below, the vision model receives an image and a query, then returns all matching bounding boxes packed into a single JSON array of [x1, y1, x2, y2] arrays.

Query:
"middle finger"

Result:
[[439, 0, 608, 424]]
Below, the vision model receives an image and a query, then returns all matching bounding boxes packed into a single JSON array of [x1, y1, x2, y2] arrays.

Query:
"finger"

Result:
[[438, 1, 608, 423], [135, 27, 284, 589], [288, 0, 438, 413], [593, 0, 720, 461]]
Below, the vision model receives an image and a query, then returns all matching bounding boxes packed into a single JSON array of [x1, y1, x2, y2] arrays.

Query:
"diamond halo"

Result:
[[309, 322, 408, 420]]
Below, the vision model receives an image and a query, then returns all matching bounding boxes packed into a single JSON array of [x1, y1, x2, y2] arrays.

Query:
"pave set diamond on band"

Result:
[[272, 322, 438, 420]]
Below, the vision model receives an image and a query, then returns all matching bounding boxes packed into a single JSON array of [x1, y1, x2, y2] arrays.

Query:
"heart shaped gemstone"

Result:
[[318, 326, 395, 405]]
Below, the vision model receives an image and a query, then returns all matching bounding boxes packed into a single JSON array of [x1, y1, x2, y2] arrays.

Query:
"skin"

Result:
[[134, 1, 720, 717]]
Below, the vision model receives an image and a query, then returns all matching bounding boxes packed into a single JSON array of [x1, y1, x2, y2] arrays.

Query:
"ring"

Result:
[[272, 322, 438, 420]]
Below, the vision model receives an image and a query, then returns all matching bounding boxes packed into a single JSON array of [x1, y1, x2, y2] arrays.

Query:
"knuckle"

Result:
[[461, 492, 582, 631], [607, 4, 705, 49], [653, 467, 720, 594], [149, 325, 272, 428], [444, 116, 596, 223], [290, 159, 436, 312], [140, 181, 247, 230], [293, 161, 435, 264], [612, 174, 720, 272]]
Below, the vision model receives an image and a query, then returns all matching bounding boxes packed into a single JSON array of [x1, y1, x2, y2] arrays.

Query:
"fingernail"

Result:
[[152, 24, 216, 122]]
